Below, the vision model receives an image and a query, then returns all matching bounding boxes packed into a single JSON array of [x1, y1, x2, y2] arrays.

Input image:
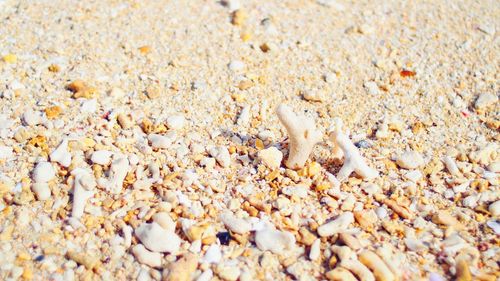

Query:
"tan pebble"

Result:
[[325, 267, 357, 281], [67, 251, 100, 270], [163, 253, 198, 281], [117, 113, 133, 129], [358, 251, 395, 281], [302, 90, 326, 102], [474, 93, 498, 111], [231, 9, 246, 26], [455, 259, 472, 281], [237, 80, 254, 90], [146, 85, 161, 99], [257, 147, 283, 169], [432, 210, 463, 229]]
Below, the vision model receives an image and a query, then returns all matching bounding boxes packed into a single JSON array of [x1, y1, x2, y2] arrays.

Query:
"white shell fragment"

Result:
[[135, 222, 181, 253]]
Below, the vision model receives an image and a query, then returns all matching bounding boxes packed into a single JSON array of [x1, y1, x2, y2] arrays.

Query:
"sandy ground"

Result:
[[0, 0, 499, 280]]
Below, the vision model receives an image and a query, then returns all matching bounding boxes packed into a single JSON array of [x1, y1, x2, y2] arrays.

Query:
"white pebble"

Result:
[[0, 146, 13, 159], [152, 212, 176, 232], [22, 110, 41, 126], [282, 184, 308, 198], [80, 99, 97, 113], [396, 150, 424, 169], [220, 212, 251, 234], [257, 147, 283, 169], [317, 212, 354, 237], [255, 228, 296, 255], [474, 93, 498, 110], [404, 170, 422, 182], [228, 60, 245, 71], [237, 106, 250, 126], [309, 239, 321, 261], [148, 133, 175, 149], [135, 222, 181, 253], [132, 244, 162, 268], [376, 207, 388, 219], [32, 162, 56, 183], [166, 115, 185, 130], [202, 244, 222, 264], [364, 81, 379, 95], [196, 270, 213, 281], [209, 146, 231, 167], [489, 200, 500, 217], [50, 139, 72, 167], [91, 150, 113, 165], [32, 182, 51, 200]]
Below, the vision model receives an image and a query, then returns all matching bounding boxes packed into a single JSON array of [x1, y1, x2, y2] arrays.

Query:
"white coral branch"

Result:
[[276, 104, 322, 169], [329, 118, 378, 181]]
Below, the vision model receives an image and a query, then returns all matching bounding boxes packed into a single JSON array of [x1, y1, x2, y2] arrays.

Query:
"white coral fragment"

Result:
[[276, 104, 322, 169], [329, 118, 378, 181], [50, 139, 72, 167], [71, 169, 96, 218]]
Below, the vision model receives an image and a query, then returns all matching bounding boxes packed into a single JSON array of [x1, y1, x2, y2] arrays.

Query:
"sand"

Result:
[[0, 0, 498, 280]]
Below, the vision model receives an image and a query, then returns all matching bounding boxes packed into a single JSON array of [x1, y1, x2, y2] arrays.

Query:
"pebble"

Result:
[[302, 90, 326, 102], [197, 270, 213, 281], [135, 222, 181, 253], [317, 212, 354, 237], [22, 110, 41, 126], [50, 139, 71, 167], [364, 81, 379, 95], [309, 239, 321, 261], [209, 146, 231, 167], [396, 150, 424, 169], [282, 184, 309, 198], [32, 162, 56, 183], [152, 212, 176, 232], [255, 228, 296, 255], [474, 93, 498, 110], [132, 244, 162, 268], [109, 87, 126, 99], [488, 200, 500, 217], [164, 254, 198, 281], [219, 212, 251, 234], [148, 133, 175, 149], [91, 150, 113, 165], [166, 115, 185, 130], [237, 106, 250, 126], [202, 244, 221, 264], [0, 146, 13, 159], [32, 182, 51, 200], [80, 99, 97, 113], [257, 147, 283, 169], [216, 264, 241, 281], [228, 60, 245, 71]]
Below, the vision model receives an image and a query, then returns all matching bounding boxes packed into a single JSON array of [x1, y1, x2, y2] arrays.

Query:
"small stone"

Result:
[[117, 113, 133, 129], [202, 244, 221, 264], [22, 110, 41, 126], [132, 244, 162, 268], [152, 212, 176, 232], [209, 146, 231, 167], [216, 232, 231, 245], [282, 184, 309, 198], [432, 211, 463, 229], [302, 90, 326, 102], [257, 147, 283, 169], [50, 139, 71, 167], [164, 254, 198, 281], [220, 212, 251, 234], [237, 106, 250, 126], [148, 133, 175, 149], [488, 200, 500, 217], [474, 93, 498, 110], [228, 60, 245, 71], [255, 228, 296, 255], [3, 53, 17, 63], [80, 99, 97, 113], [32, 183, 51, 200], [237, 80, 254, 90], [109, 87, 126, 99], [0, 146, 13, 159], [66, 251, 100, 270], [146, 85, 161, 99], [135, 222, 181, 253], [231, 9, 246, 26], [217, 264, 241, 281], [45, 106, 62, 119], [166, 115, 185, 130], [317, 212, 354, 237], [32, 162, 56, 183], [309, 239, 320, 261], [364, 81, 379, 95], [396, 150, 424, 169], [91, 150, 113, 165], [67, 80, 98, 99]]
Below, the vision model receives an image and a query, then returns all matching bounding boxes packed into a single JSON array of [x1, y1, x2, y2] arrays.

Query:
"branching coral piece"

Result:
[[329, 118, 378, 181], [71, 168, 96, 218], [276, 104, 322, 169]]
